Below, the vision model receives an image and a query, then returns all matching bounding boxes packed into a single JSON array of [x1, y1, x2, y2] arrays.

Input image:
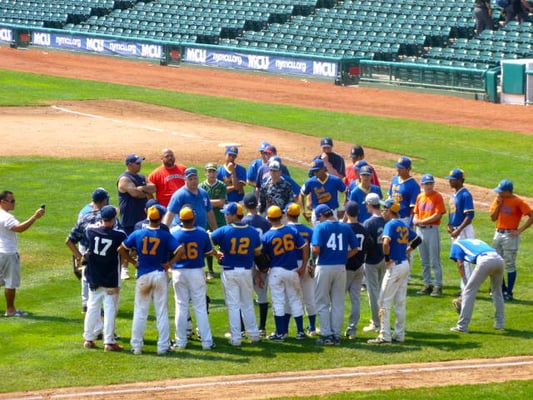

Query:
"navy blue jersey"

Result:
[[85, 225, 127, 289], [117, 172, 148, 229], [170, 226, 213, 269], [241, 213, 271, 235], [362, 214, 385, 264], [134, 219, 170, 232], [345, 222, 372, 271]]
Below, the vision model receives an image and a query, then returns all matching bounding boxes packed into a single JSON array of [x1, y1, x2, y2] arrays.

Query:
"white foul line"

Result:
[[10, 359, 533, 400]]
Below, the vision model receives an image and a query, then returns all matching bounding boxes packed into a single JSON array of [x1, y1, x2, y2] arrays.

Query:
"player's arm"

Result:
[[450, 215, 473, 238], [65, 238, 83, 261], [298, 193, 312, 222], [10, 206, 45, 233], [298, 241, 310, 277], [165, 244, 185, 268], [382, 236, 392, 266], [490, 196, 502, 222], [118, 244, 138, 268], [118, 176, 151, 199], [207, 210, 218, 231], [515, 210, 533, 236], [162, 210, 175, 227]]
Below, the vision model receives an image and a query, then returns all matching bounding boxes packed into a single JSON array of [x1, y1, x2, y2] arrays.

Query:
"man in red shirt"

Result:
[[148, 149, 187, 207]]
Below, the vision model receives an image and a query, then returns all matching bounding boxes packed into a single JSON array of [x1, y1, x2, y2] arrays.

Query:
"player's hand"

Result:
[[34, 207, 45, 219], [215, 250, 224, 261], [303, 211, 312, 222]]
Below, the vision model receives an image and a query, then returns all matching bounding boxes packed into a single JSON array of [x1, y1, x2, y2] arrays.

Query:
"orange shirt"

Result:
[[148, 164, 186, 207], [414, 191, 446, 226], [489, 195, 532, 230]]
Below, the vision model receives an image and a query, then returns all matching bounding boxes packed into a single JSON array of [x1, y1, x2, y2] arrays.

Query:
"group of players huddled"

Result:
[[66, 138, 533, 353]]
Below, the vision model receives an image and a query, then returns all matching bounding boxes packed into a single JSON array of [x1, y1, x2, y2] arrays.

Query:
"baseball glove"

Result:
[[254, 252, 271, 273], [72, 255, 85, 280], [452, 297, 462, 314], [307, 259, 316, 278]]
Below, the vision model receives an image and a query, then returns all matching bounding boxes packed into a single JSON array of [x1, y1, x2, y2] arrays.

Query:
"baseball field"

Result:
[[0, 46, 532, 399]]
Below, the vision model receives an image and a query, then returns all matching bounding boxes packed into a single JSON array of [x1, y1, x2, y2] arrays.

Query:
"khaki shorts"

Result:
[[0, 253, 21, 289]]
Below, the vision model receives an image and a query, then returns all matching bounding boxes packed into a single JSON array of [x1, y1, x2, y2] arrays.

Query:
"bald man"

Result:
[[148, 149, 187, 207]]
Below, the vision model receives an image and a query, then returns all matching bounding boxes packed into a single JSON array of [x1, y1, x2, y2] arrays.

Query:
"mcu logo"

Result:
[[0, 29, 12, 42], [32, 32, 51, 46], [86, 38, 104, 52], [141, 44, 162, 58], [313, 62, 336, 78], [248, 55, 269, 70], [186, 48, 207, 63]]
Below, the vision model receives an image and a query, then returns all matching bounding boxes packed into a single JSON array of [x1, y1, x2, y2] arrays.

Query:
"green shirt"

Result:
[[199, 179, 227, 228]]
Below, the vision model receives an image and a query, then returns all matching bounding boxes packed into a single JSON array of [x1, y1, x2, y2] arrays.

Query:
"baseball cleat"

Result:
[[104, 343, 124, 352], [450, 326, 467, 333], [83, 340, 96, 349], [367, 337, 391, 344], [295, 332, 307, 340]]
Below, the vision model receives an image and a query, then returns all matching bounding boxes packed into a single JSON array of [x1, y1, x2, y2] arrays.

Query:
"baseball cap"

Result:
[[225, 145, 239, 156], [343, 201, 359, 217], [354, 160, 368, 169], [125, 154, 144, 165], [179, 206, 195, 221], [494, 179, 513, 193], [395, 156, 412, 169], [100, 205, 117, 220], [309, 159, 325, 172], [258, 141, 271, 152], [365, 193, 381, 206], [267, 205, 282, 219], [421, 173, 435, 184], [380, 198, 400, 214], [147, 204, 166, 220], [221, 202, 243, 216], [314, 204, 333, 219], [145, 199, 159, 209], [285, 202, 301, 217], [92, 187, 109, 202], [349, 145, 364, 158], [359, 165, 373, 176], [269, 160, 281, 171], [205, 162, 218, 171], [185, 167, 198, 178], [243, 193, 258, 208], [446, 168, 464, 180], [320, 137, 333, 148]]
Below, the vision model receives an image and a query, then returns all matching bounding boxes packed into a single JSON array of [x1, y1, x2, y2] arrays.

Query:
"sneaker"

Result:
[[391, 334, 404, 343], [202, 342, 216, 350], [187, 328, 194, 339], [104, 343, 124, 352], [504, 293, 514, 301], [362, 323, 379, 333], [430, 286, 443, 297], [228, 340, 242, 346], [306, 329, 318, 337], [494, 326, 505, 331], [83, 340, 96, 349], [258, 329, 267, 338], [157, 347, 173, 355], [171, 341, 186, 350], [452, 297, 462, 314], [81, 306, 87, 314], [450, 326, 467, 333], [267, 333, 286, 341], [316, 335, 336, 345], [131, 348, 142, 355], [121, 267, 130, 280], [344, 326, 356, 339], [417, 285, 433, 295], [249, 336, 261, 343], [206, 271, 215, 280], [367, 337, 391, 344], [295, 331, 307, 340]]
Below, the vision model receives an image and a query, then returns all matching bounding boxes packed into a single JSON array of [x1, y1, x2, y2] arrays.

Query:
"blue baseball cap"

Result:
[[395, 156, 411, 169], [100, 205, 117, 220], [258, 141, 271, 152], [225, 145, 239, 156], [421, 173, 435, 184], [343, 201, 359, 217], [125, 154, 144, 165], [314, 204, 332, 219], [446, 168, 464, 180], [380, 198, 400, 214], [185, 167, 198, 178], [359, 165, 373, 176], [309, 159, 325, 172], [92, 187, 109, 202], [221, 202, 243, 216], [494, 179, 513, 193], [354, 160, 368, 169]]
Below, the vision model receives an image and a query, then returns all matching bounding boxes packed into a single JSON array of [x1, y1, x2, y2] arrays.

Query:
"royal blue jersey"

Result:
[[255, 163, 291, 191], [122, 227, 180, 277], [300, 174, 346, 210], [448, 187, 475, 227], [363, 214, 385, 264], [167, 186, 213, 228], [388, 176, 421, 219], [287, 222, 313, 261], [85, 225, 127, 289], [170, 226, 213, 269], [247, 158, 266, 184], [241, 214, 271, 235], [347, 183, 383, 223], [261, 225, 306, 270], [313, 152, 346, 177], [449, 239, 496, 264], [217, 164, 247, 202], [311, 221, 357, 265], [382, 219, 417, 262], [211, 222, 262, 268]]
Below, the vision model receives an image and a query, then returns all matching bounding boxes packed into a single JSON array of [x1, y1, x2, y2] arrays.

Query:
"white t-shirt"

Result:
[[0, 209, 19, 253]]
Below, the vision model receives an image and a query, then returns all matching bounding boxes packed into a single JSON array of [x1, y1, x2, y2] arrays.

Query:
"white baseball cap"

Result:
[[364, 193, 381, 206]]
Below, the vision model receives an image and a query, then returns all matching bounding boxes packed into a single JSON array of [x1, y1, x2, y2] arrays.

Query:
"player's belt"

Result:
[[418, 225, 435, 229], [223, 266, 251, 270], [390, 260, 404, 265], [496, 229, 513, 233]]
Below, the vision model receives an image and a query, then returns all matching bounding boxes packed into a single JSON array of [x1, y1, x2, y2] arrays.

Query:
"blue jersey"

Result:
[[255, 163, 292, 190], [167, 186, 213, 229], [170, 226, 213, 269], [247, 158, 266, 184], [347, 183, 383, 223], [382, 219, 417, 262], [388, 176, 420, 219], [122, 227, 180, 277], [288, 222, 313, 261], [241, 214, 271, 235], [211, 222, 262, 268], [450, 239, 496, 264], [261, 225, 306, 270], [311, 221, 357, 265], [217, 164, 247, 202], [363, 214, 385, 264], [448, 187, 475, 227], [67, 209, 103, 248], [300, 174, 346, 210], [85, 225, 127, 289]]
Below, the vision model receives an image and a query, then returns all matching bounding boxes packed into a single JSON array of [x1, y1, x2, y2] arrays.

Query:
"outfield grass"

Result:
[[0, 71, 532, 396]]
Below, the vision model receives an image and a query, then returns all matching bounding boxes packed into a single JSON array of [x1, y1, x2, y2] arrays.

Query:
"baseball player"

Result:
[[489, 179, 533, 301], [345, 145, 381, 188], [368, 199, 421, 344], [413, 174, 446, 297], [262, 206, 309, 341], [445, 168, 475, 294], [299, 159, 346, 225], [347, 165, 382, 223], [258, 160, 295, 215], [216, 146, 247, 203], [82, 206, 127, 351], [449, 239, 504, 333], [170, 207, 216, 350], [362, 193, 386, 333], [342, 201, 372, 339], [119, 205, 183, 355], [246, 141, 271, 187], [388, 156, 420, 226], [313, 136, 345, 179], [147, 148, 186, 207], [312, 204, 358, 345], [210, 202, 262, 346], [241, 193, 272, 336], [285, 202, 317, 336]]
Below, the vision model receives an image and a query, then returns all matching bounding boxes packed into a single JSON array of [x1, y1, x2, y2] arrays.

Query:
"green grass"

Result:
[[0, 70, 532, 396]]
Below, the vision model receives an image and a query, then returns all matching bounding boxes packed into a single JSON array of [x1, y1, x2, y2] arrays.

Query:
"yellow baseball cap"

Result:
[[179, 206, 195, 221], [147, 205, 165, 220], [267, 205, 282, 219], [285, 203, 301, 217]]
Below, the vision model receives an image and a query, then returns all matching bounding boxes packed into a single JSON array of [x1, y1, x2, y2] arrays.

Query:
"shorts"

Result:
[[0, 253, 21, 289]]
